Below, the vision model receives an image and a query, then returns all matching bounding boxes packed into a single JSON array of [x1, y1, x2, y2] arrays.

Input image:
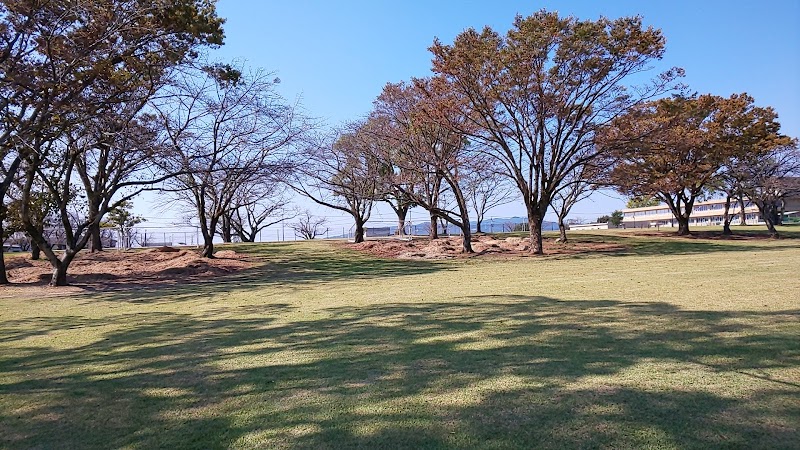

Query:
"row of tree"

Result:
[[292, 11, 798, 253], [3, 6, 798, 286]]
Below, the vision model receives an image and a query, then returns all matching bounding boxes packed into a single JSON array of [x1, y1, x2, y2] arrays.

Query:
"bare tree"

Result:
[[376, 163, 416, 236], [290, 128, 379, 244], [551, 166, 595, 243], [290, 211, 327, 240], [463, 156, 515, 234], [156, 64, 306, 257], [738, 142, 800, 237], [229, 182, 294, 242]]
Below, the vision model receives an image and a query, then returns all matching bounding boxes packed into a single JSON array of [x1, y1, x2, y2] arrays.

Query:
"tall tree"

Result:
[[373, 79, 476, 253], [714, 95, 794, 235], [429, 10, 681, 253]]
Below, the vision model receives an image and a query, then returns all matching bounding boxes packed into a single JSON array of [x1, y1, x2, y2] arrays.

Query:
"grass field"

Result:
[[1, 228, 799, 449]]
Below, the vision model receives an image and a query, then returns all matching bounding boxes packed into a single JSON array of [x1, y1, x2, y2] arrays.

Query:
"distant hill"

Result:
[[338, 216, 558, 238]]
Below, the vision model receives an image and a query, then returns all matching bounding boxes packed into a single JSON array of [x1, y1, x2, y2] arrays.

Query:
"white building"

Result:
[[621, 196, 800, 228]]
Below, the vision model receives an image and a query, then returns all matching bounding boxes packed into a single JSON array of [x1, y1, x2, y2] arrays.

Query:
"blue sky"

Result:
[[139, 1, 800, 233]]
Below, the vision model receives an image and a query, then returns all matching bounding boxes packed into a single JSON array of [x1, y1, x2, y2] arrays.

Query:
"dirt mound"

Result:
[[3, 248, 252, 289], [344, 235, 624, 259], [150, 246, 181, 253]]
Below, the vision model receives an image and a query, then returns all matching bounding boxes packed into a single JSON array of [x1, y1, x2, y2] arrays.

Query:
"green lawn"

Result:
[[1, 228, 799, 449]]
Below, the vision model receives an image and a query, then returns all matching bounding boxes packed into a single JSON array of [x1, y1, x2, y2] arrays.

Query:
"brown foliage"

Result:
[[428, 10, 682, 252], [603, 93, 791, 234]]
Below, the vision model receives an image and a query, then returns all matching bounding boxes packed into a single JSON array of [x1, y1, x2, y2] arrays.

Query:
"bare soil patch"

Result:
[[1, 248, 252, 296], [347, 235, 623, 259]]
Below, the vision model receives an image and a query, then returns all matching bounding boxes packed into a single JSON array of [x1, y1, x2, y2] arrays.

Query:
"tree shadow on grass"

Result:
[[554, 231, 800, 259], [69, 242, 452, 303], [1, 296, 797, 448]]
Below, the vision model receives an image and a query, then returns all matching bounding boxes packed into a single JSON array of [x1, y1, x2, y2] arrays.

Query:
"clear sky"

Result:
[[138, 1, 800, 233]]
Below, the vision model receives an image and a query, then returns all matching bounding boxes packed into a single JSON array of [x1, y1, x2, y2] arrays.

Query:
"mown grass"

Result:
[[1, 227, 798, 449]]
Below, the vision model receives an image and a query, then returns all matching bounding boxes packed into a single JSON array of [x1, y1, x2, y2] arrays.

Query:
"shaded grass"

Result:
[[1, 231, 799, 449]]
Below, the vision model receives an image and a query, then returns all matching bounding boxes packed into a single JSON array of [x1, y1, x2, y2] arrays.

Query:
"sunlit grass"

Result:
[[1, 227, 798, 448]]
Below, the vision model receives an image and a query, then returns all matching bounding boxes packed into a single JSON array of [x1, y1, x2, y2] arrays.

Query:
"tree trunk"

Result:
[[558, 221, 568, 243], [31, 245, 41, 260], [50, 250, 77, 287], [764, 212, 779, 237], [461, 225, 473, 253], [763, 204, 780, 237], [201, 236, 215, 258], [395, 206, 409, 236], [354, 220, 365, 243], [429, 213, 438, 240], [676, 216, 691, 235], [221, 215, 232, 243], [0, 250, 7, 284], [475, 220, 483, 234], [738, 197, 747, 225], [89, 222, 103, 252], [0, 156, 22, 284], [0, 221, 7, 284], [528, 213, 544, 255], [722, 195, 732, 235]]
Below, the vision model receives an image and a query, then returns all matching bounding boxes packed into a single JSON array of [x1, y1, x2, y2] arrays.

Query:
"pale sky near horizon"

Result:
[[138, 0, 800, 234]]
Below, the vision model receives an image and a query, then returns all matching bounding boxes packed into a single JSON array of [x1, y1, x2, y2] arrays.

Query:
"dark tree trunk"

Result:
[[528, 212, 544, 255], [0, 221, 7, 285], [221, 214, 232, 243], [738, 197, 747, 225], [89, 221, 103, 252], [764, 215, 779, 237], [722, 195, 733, 235], [475, 219, 483, 234], [0, 157, 21, 284], [558, 220, 568, 243], [762, 204, 780, 237], [31, 245, 41, 260], [354, 220, 365, 243], [429, 213, 438, 240], [461, 226, 473, 253], [676, 216, 691, 235]]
